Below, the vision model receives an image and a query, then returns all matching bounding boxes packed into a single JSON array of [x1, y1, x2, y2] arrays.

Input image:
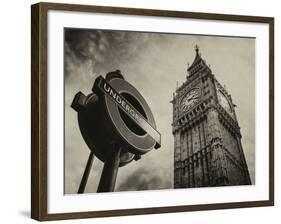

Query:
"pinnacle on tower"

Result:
[[187, 45, 211, 76], [195, 45, 199, 54]]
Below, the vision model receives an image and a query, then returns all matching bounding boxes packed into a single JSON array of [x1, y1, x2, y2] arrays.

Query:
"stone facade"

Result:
[[172, 46, 251, 188]]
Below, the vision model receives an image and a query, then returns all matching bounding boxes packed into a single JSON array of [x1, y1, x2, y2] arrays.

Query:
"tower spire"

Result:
[[187, 45, 211, 76], [195, 45, 199, 55]]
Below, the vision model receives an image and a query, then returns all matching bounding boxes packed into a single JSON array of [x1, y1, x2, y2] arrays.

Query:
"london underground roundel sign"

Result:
[[72, 70, 161, 167]]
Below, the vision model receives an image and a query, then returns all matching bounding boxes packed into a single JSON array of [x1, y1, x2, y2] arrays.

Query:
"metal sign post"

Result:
[[77, 151, 95, 194], [97, 142, 121, 192]]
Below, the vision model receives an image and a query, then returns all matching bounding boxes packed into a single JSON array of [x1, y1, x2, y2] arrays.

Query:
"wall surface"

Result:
[[0, 0, 279, 223]]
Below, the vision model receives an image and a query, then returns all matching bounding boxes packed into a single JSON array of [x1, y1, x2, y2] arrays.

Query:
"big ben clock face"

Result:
[[180, 87, 201, 112], [217, 90, 232, 115]]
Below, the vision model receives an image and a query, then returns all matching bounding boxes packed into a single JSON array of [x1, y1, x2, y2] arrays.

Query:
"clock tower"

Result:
[[172, 46, 251, 188]]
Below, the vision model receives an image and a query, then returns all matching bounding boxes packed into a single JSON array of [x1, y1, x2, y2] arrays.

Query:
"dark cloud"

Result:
[[64, 29, 154, 77], [116, 167, 172, 191]]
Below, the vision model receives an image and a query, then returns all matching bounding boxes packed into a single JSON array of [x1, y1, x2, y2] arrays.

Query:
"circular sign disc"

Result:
[[104, 78, 157, 154]]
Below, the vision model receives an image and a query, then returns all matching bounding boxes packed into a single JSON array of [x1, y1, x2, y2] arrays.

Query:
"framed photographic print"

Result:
[[31, 2, 274, 221]]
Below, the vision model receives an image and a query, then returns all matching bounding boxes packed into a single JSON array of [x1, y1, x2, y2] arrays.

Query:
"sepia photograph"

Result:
[[64, 28, 255, 194]]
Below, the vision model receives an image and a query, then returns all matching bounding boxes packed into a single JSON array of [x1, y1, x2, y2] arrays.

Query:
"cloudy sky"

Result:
[[64, 28, 255, 194]]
